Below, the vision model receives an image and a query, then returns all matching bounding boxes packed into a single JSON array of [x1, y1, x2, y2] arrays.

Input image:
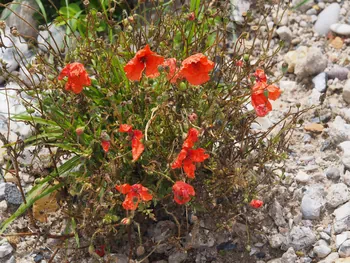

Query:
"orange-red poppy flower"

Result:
[[58, 62, 91, 94], [119, 124, 145, 161], [182, 128, 199, 149], [250, 199, 263, 208], [115, 183, 153, 210], [124, 45, 165, 81], [171, 128, 209, 178], [251, 69, 281, 117], [163, 58, 181, 83], [172, 181, 195, 205], [254, 69, 267, 82], [179, 53, 215, 86]]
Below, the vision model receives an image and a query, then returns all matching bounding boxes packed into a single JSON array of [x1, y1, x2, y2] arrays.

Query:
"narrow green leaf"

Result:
[[12, 114, 59, 127], [33, 0, 47, 21], [71, 218, 80, 248]]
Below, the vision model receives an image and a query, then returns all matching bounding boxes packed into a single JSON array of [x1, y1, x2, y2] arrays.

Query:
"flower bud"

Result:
[[121, 217, 131, 225], [178, 82, 187, 91], [76, 127, 85, 136], [243, 54, 250, 62], [188, 12, 195, 21], [188, 113, 198, 122]]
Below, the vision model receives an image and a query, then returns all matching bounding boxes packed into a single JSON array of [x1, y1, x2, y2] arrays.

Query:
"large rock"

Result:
[[294, 47, 328, 78], [281, 247, 297, 263], [287, 226, 316, 250], [328, 117, 350, 145], [301, 185, 326, 220], [230, 0, 250, 24], [339, 240, 350, 258], [2, 0, 39, 38], [37, 23, 66, 54], [269, 199, 287, 227], [326, 183, 350, 208], [314, 3, 340, 35], [0, 242, 13, 258], [318, 253, 339, 263], [330, 24, 350, 36], [334, 202, 350, 234]]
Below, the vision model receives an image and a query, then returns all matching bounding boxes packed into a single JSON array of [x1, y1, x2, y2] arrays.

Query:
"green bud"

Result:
[[178, 82, 187, 91], [243, 54, 250, 61]]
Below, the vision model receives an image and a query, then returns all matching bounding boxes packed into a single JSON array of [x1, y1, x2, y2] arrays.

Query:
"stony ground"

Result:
[[2, 0, 350, 262]]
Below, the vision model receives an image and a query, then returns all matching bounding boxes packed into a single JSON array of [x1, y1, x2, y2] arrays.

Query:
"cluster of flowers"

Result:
[[123, 44, 215, 86], [57, 45, 275, 211]]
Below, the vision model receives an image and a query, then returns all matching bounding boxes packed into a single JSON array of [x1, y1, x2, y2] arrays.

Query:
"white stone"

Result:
[[0, 200, 7, 213], [318, 252, 339, 263], [314, 3, 340, 35], [314, 245, 332, 258], [339, 240, 350, 257], [295, 47, 328, 78], [331, 24, 350, 36], [343, 79, 350, 104], [326, 183, 350, 208], [296, 171, 310, 183], [336, 232, 350, 249], [0, 242, 13, 258], [276, 26, 293, 42]]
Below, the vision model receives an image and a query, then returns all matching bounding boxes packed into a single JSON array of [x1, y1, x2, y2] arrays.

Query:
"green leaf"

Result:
[[12, 114, 59, 127], [293, 0, 311, 9], [71, 218, 80, 248]]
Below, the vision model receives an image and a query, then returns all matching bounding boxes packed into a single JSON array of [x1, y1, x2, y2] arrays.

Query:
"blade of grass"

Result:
[[33, 0, 47, 21], [293, 0, 311, 9]]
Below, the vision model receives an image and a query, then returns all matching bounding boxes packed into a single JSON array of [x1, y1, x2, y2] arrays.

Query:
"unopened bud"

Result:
[[243, 54, 250, 62], [121, 218, 131, 225], [178, 82, 187, 91], [76, 127, 85, 136]]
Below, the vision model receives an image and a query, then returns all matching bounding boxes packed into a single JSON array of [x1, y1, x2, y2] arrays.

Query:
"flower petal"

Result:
[[131, 137, 144, 161], [119, 124, 133, 133], [171, 148, 188, 169], [115, 184, 131, 194], [124, 57, 145, 81], [182, 128, 199, 149], [183, 158, 196, 178], [189, 148, 209, 163]]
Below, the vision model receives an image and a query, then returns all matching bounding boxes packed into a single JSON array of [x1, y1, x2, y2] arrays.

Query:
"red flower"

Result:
[[101, 140, 110, 153], [235, 60, 244, 67], [250, 199, 263, 208], [188, 12, 195, 21], [163, 58, 181, 83], [115, 183, 153, 210], [179, 53, 215, 86], [119, 124, 144, 161], [251, 69, 281, 117], [58, 62, 91, 94], [95, 245, 105, 257], [171, 128, 209, 178], [101, 131, 111, 153], [172, 181, 195, 205], [124, 45, 165, 81]]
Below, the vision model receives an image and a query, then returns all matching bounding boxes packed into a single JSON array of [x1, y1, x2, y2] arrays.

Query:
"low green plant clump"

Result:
[[0, 0, 302, 260]]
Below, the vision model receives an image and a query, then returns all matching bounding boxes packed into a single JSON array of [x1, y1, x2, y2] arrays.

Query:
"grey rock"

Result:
[[2, 0, 39, 38], [327, 65, 349, 80], [37, 24, 66, 54], [301, 185, 326, 220], [276, 26, 293, 42], [336, 231, 350, 248], [148, 221, 176, 243], [339, 239, 350, 257], [168, 251, 188, 263], [295, 47, 328, 78], [0, 242, 13, 258], [343, 171, 350, 187], [326, 183, 350, 208], [0, 183, 9, 200], [314, 3, 340, 35], [326, 167, 341, 181], [107, 254, 128, 263], [318, 252, 339, 263], [343, 79, 350, 104], [269, 199, 287, 227], [287, 226, 316, 250], [281, 247, 297, 263], [4, 184, 23, 205], [313, 245, 331, 258], [330, 23, 350, 36], [267, 259, 282, 263], [269, 233, 286, 248], [334, 202, 350, 234], [6, 256, 15, 263], [320, 232, 331, 242], [328, 117, 350, 144], [313, 72, 327, 93]]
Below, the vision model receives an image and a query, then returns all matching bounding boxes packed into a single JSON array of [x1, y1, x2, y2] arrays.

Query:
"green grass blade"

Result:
[[12, 114, 59, 127], [33, 0, 47, 21], [71, 218, 80, 248], [293, 0, 311, 9]]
